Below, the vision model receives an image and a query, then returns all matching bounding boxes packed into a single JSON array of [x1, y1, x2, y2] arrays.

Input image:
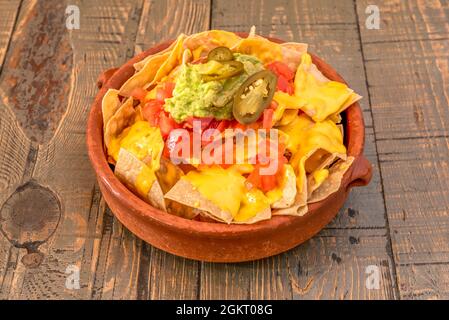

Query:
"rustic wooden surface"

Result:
[[0, 0, 447, 300]]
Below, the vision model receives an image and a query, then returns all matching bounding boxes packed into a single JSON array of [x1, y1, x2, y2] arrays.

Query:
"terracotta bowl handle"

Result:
[[347, 155, 372, 190], [97, 67, 119, 89]]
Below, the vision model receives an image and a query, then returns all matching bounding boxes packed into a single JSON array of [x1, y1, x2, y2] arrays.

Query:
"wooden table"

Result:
[[0, 0, 447, 300]]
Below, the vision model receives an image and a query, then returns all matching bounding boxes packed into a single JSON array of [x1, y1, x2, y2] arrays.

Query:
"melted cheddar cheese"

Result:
[[279, 114, 346, 192], [108, 121, 164, 170], [294, 53, 354, 122]]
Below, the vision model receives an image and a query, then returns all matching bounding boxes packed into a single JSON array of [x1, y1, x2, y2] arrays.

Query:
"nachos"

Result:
[[102, 28, 361, 224]]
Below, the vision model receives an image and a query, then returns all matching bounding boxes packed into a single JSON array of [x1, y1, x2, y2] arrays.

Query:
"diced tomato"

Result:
[[156, 88, 170, 102], [156, 86, 173, 102], [246, 166, 262, 189], [207, 119, 229, 133], [184, 116, 214, 131], [164, 82, 176, 96], [262, 108, 274, 129], [159, 112, 180, 138], [245, 137, 288, 192], [269, 101, 278, 110], [230, 120, 247, 131], [130, 87, 148, 101], [260, 174, 277, 193], [267, 61, 295, 94], [277, 75, 294, 94], [266, 61, 294, 81], [216, 120, 230, 132], [142, 99, 164, 126]]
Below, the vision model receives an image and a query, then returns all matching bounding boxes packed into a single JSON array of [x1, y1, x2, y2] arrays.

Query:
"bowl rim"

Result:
[[86, 33, 365, 237]]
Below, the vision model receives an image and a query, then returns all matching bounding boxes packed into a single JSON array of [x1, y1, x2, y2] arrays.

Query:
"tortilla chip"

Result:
[[164, 178, 234, 223], [273, 204, 308, 217], [280, 42, 308, 71], [308, 156, 355, 203], [248, 25, 256, 38], [148, 34, 186, 88], [134, 105, 143, 122], [182, 49, 192, 65], [307, 153, 338, 195], [184, 30, 242, 60], [232, 206, 271, 224], [271, 164, 297, 209], [119, 52, 170, 97], [104, 97, 135, 150], [276, 169, 308, 214], [101, 89, 121, 132], [115, 148, 166, 210], [232, 27, 307, 69], [233, 37, 283, 64], [294, 53, 362, 122], [133, 41, 176, 71]]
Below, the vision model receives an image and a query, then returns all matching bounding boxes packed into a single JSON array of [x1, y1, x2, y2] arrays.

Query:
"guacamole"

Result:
[[164, 54, 264, 122]]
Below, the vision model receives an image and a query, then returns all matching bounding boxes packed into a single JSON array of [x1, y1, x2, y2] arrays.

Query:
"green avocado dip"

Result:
[[164, 54, 264, 123]]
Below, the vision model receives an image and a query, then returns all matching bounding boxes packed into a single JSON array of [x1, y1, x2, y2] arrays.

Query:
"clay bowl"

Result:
[[87, 33, 372, 262]]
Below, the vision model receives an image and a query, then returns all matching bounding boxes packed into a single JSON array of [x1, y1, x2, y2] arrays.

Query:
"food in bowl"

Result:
[[101, 27, 362, 225]]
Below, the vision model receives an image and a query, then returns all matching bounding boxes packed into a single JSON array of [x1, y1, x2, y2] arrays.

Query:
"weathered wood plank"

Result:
[[199, 229, 396, 300], [0, 0, 145, 299], [356, 0, 449, 298], [204, 0, 393, 299], [0, 0, 21, 69], [148, 248, 199, 299], [396, 263, 449, 299], [200, 262, 252, 299], [135, 0, 211, 53], [255, 229, 396, 300], [377, 136, 449, 264]]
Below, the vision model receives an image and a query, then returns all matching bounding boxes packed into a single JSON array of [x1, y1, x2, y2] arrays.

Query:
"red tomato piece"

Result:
[[266, 61, 295, 81], [142, 99, 164, 126], [262, 108, 274, 129], [260, 174, 277, 193], [185, 117, 214, 131], [159, 112, 179, 138], [164, 82, 176, 96], [269, 101, 278, 110], [130, 87, 148, 101], [277, 75, 294, 94], [246, 166, 262, 189]]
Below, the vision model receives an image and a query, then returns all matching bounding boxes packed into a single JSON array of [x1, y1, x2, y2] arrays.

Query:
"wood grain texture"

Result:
[[0, 0, 21, 69], [256, 229, 396, 300], [355, 0, 449, 299], [135, 0, 211, 53], [0, 0, 73, 144], [0, 0, 145, 299]]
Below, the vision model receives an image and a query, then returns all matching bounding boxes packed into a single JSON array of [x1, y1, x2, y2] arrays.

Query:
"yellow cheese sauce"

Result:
[[294, 53, 353, 122], [279, 114, 345, 193], [313, 168, 329, 185], [184, 164, 295, 222], [233, 38, 283, 64], [233, 189, 270, 222], [184, 166, 246, 217], [279, 114, 346, 156], [135, 164, 157, 198], [108, 121, 164, 170], [265, 165, 294, 203]]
